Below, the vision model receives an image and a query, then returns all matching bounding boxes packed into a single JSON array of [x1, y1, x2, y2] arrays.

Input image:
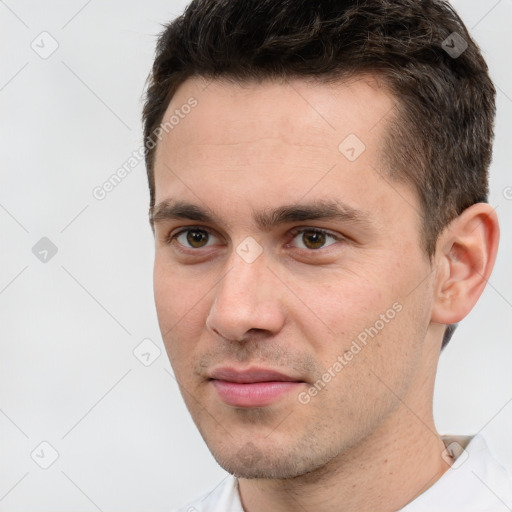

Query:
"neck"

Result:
[[238, 366, 450, 512]]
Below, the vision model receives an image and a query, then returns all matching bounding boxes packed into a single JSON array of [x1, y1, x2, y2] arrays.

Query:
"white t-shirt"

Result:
[[172, 434, 512, 512]]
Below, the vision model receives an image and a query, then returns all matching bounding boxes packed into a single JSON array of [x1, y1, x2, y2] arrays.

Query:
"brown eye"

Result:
[[290, 228, 340, 250], [172, 228, 218, 249], [186, 229, 209, 248], [302, 230, 326, 249]]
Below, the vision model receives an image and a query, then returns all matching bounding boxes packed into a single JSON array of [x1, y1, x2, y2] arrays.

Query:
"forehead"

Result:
[[155, 74, 396, 165]]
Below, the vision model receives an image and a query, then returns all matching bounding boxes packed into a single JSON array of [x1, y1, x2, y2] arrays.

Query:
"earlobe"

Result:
[[431, 203, 500, 325]]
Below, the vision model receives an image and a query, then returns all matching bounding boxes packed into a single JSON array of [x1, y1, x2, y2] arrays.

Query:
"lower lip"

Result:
[[211, 380, 303, 407]]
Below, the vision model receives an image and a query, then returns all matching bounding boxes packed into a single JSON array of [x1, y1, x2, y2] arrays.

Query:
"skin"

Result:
[[151, 75, 499, 511]]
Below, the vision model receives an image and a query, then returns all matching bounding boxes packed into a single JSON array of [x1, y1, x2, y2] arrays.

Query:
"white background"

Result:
[[0, 1, 511, 510]]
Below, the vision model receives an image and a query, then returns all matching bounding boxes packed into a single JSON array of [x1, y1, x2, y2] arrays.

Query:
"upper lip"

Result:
[[209, 367, 303, 383]]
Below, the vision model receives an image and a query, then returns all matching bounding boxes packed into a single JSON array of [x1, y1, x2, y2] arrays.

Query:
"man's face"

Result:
[[152, 76, 437, 478]]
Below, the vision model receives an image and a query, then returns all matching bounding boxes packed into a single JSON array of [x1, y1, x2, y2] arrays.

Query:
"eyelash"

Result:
[[166, 226, 344, 252]]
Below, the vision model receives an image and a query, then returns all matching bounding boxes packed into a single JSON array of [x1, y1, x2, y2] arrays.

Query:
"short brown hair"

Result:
[[142, 0, 496, 348]]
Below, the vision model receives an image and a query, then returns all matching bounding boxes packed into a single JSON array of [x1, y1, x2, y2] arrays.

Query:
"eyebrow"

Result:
[[150, 199, 374, 231]]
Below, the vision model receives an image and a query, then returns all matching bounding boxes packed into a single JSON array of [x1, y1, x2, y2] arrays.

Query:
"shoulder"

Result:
[[171, 475, 243, 512], [400, 434, 512, 511]]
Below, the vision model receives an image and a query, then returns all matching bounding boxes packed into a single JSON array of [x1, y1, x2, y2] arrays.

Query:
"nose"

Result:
[[205, 248, 286, 342]]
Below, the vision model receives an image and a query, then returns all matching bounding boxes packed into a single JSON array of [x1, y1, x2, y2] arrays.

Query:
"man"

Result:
[[142, 0, 511, 510]]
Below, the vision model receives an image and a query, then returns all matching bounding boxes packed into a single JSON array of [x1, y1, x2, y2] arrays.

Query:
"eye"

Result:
[[289, 228, 342, 250], [167, 226, 343, 252], [170, 227, 220, 249]]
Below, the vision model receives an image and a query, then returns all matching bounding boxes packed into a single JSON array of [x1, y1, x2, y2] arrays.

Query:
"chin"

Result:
[[209, 440, 332, 480]]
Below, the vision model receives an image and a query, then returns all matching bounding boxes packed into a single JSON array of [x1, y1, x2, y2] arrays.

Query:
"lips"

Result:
[[209, 367, 302, 383], [208, 367, 304, 407]]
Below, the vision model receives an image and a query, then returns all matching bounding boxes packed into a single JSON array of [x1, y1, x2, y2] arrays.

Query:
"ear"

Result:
[[431, 203, 500, 325]]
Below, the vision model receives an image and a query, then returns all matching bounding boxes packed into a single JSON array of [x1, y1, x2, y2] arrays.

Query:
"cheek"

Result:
[[153, 259, 207, 362], [296, 267, 386, 342], [153, 262, 177, 329], [154, 257, 199, 324], [296, 260, 424, 377]]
